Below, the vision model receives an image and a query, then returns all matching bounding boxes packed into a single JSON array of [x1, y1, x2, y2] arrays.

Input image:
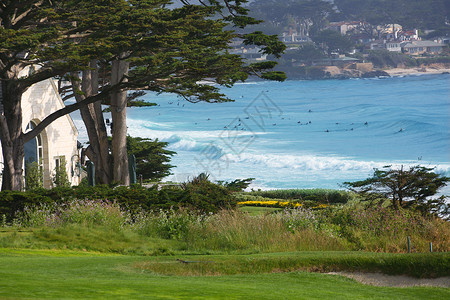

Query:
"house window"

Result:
[[54, 156, 66, 171], [24, 121, 43, 172], [24, 121, 44, 187], [55, 157, 60, 170]]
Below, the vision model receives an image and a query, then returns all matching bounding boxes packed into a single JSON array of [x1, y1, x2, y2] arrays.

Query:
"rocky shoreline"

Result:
[[281, 64, 450, 80]]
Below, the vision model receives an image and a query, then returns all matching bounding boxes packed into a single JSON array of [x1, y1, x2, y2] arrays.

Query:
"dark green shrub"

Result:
[[181, 178, 237, 212], [53, 157, 71, 187], [0, 176, 238, 220], [25, 161, 43, 190], [0, 190, 52, 221]]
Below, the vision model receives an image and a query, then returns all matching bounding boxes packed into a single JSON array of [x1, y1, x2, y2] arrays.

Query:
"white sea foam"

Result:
[[225, 152, 381, 172], [72, 75, 449, 190], [219, 152, 450, 176]]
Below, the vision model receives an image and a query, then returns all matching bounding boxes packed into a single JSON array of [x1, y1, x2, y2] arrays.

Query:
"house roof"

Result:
[[402, 40, 444, 48]]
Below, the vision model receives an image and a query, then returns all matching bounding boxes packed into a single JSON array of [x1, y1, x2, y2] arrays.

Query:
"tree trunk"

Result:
[[71, 61, 111, 184], [110, 58, 130, 185], [0, 79, 25, 191]]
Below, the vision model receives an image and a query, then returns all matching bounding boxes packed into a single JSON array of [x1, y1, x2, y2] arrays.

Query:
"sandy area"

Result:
[[328, 272, 450, 288], [384, 67, 450, 77]]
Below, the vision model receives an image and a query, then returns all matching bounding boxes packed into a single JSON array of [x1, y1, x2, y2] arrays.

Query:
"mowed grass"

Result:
[[0, 248, 449, 299], [239, 206, 283, 216]]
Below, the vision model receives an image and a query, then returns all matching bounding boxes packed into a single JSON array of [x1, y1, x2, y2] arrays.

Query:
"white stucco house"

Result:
[[0, 77, 81, 189], [401, 41, 445, 55]]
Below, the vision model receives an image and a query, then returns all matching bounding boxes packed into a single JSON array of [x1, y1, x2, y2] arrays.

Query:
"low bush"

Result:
[[0, 179, 237, 222]]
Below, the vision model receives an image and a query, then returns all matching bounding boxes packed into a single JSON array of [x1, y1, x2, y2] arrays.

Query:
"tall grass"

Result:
[[15, 199, 127, 230], [1, 200, 448, 254], [326, 205, 450, 252], [185, 210, 347, 253]]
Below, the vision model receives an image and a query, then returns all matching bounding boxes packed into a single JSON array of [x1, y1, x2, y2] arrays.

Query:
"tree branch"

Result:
[[23, 82, 126, 143]]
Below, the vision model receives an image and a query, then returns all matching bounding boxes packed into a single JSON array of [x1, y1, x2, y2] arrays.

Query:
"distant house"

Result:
[[308, 56, 361, 67], [435, 37, 450, 45], [369, 40, 386, 51], [328, 21, 362, 35], [377, 24, 403, 36], [351, 33, 374, 45], [229, 47, 267, 61], [280, 29, 311, 44], [398, 30, 420, 41], [401, 40, 444, 55], [0, 75, 81, 189], [385, 41, 402, 52]]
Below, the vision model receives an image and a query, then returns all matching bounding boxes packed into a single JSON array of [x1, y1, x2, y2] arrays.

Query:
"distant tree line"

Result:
[[249, 0, 449, 32]]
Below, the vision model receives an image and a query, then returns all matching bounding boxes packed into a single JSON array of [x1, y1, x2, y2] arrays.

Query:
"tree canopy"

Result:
[[248, 0, 333, 35], [126, 136, 175, 182], [311, 30, 354, 55], [344, 165, 449, 213], [332, 0, 449, 30], [0, 0, 286, 190]]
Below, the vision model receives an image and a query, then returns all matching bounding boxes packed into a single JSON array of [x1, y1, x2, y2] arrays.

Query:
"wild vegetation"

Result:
[[1, 167, 448, 256], [1, 195, 448, 255]]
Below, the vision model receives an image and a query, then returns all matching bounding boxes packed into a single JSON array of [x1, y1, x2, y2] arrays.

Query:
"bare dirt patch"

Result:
[[329, 272, 450, 287]]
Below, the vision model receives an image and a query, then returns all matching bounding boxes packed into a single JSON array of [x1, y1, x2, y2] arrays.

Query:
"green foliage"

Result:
[[102, 91, 157, 112], [126, 136, 175, 182], [25, 161, 43, 190], [218, 178, 254, 192], [151, 208, 200, 240], [344, 165, 449, 214], [1, 0, 287, 192], [260, 71, 288, 81], [415, 56, 450, 65], [247, 189, 355, 204], [332, 0, 448, 30], [424, 27, 450, 39], [284, 44, 326, 62], [367, 50, 416, 68], [0, 175, 240, 221], [311, 30, 354, 55], [2, 199, 449, 254], [0, 190, 52, 221], [180, 174, 237, 212], [249, 0, 334, 36], [53, 157, 71, 188], [323, 204, 450, 252], [234, 194, 311, 209], [17, 199, 127, 230]]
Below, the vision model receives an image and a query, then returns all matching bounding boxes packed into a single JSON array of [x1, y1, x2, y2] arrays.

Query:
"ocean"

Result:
[[72, 74, 450, 191]]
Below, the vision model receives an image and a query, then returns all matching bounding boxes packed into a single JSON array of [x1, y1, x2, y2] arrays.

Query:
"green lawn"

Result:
[[0, 249, 448, 299], [238, 206, 283, 216]]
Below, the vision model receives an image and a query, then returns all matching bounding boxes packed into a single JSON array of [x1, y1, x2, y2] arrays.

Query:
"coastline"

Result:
[[279, 65, 450, 80], [384, 67, 450, 77]]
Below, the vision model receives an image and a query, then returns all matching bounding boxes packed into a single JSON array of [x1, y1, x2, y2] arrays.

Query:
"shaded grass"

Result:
[[0, 249, 449, 299], [136, 251, 450, 278], [0, 225, 184, 256]]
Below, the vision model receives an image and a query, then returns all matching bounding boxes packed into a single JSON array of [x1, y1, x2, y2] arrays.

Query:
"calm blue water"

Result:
[[73, 74, 450, 191]]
